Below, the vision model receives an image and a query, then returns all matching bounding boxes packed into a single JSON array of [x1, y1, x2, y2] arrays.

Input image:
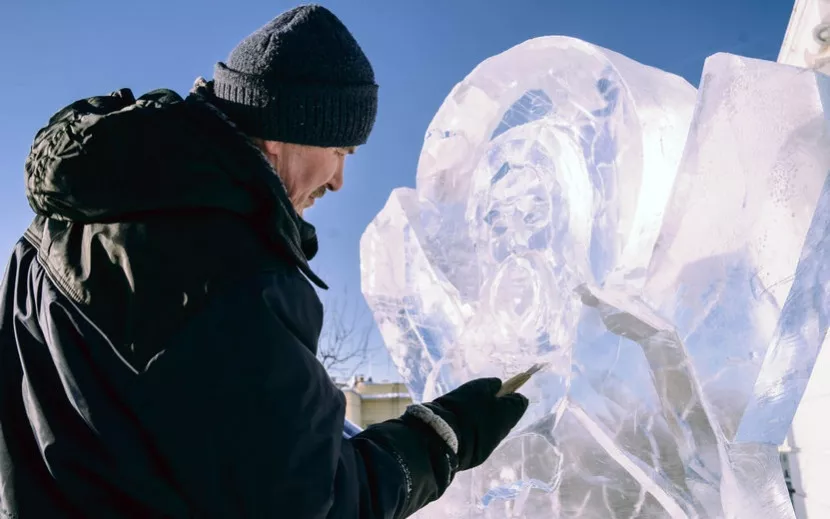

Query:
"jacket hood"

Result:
[[24, 81, 324, 287]]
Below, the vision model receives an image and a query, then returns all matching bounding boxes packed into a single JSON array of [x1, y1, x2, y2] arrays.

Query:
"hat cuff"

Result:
[[213, 63, 378, 147]]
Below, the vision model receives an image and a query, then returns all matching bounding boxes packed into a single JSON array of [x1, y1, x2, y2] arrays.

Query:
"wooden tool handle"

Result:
[[496, 372, 532, 397], [495, 363, 548, 397]]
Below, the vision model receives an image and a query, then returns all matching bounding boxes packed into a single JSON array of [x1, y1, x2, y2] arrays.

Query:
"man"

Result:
[[0, 5, 528, 518]]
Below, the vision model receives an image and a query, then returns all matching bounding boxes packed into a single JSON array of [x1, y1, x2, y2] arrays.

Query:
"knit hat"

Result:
[[212, 5, 378, 147]]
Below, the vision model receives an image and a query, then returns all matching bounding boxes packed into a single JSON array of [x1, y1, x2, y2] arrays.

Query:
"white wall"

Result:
[[778, 0, 830, 74], [786, 341, 830, 518]]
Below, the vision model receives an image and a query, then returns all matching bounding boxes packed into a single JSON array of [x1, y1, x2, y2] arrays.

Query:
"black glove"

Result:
[[423, 377, 529, 472]]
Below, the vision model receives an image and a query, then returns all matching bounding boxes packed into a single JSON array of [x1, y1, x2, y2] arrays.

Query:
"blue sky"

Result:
[[0, 0, 793, 379]]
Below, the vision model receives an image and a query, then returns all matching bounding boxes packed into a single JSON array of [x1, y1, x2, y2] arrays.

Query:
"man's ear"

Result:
[[261, 140, 283, 156], [250, 137, 283, 158]]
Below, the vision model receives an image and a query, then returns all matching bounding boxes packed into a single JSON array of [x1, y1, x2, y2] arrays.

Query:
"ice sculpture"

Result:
[[360, 36, 830, 518]]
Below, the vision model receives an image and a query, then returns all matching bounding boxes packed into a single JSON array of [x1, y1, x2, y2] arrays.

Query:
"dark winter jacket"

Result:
[[0, 86, 455, 518]]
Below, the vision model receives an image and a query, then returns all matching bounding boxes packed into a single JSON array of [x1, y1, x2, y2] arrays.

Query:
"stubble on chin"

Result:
[[294, 201, 307, 217], [295, 195, 315, 217]]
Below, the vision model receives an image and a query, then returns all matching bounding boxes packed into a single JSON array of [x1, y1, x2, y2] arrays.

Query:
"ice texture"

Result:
[[360, 36, 830, 518]]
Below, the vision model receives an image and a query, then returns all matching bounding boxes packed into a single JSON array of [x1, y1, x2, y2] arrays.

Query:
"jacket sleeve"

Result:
[[146, 275, 456, 519]]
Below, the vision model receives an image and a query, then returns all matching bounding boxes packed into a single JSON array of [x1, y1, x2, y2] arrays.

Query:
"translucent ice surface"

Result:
[[360, 36, 830, 518]]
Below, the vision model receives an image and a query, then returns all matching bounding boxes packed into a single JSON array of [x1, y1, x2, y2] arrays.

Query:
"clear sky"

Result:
[[0, 0, 794, 379]]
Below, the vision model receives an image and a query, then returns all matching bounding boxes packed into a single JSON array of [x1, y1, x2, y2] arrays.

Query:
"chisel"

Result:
[[496, 363, 549, 397]]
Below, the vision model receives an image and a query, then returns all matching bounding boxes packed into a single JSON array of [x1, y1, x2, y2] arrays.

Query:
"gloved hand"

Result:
[[422, 378, 529, 472]]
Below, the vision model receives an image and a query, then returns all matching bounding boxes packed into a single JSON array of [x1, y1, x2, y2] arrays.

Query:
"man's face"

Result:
[[257, 140, 356, 216]]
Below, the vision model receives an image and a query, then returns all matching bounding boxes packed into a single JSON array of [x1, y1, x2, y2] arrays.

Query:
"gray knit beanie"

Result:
[[213, 5, 378, 147]]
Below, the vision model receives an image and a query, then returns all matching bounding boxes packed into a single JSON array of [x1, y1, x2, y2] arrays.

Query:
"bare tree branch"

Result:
[[317, 290, 376, 378]]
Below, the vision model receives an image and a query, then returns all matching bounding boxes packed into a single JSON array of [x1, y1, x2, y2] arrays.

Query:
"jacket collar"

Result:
[[189, 79, 326, 288]]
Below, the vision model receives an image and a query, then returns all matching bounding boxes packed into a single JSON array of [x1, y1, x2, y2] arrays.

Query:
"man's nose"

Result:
[[327, 162, 345, 191]]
